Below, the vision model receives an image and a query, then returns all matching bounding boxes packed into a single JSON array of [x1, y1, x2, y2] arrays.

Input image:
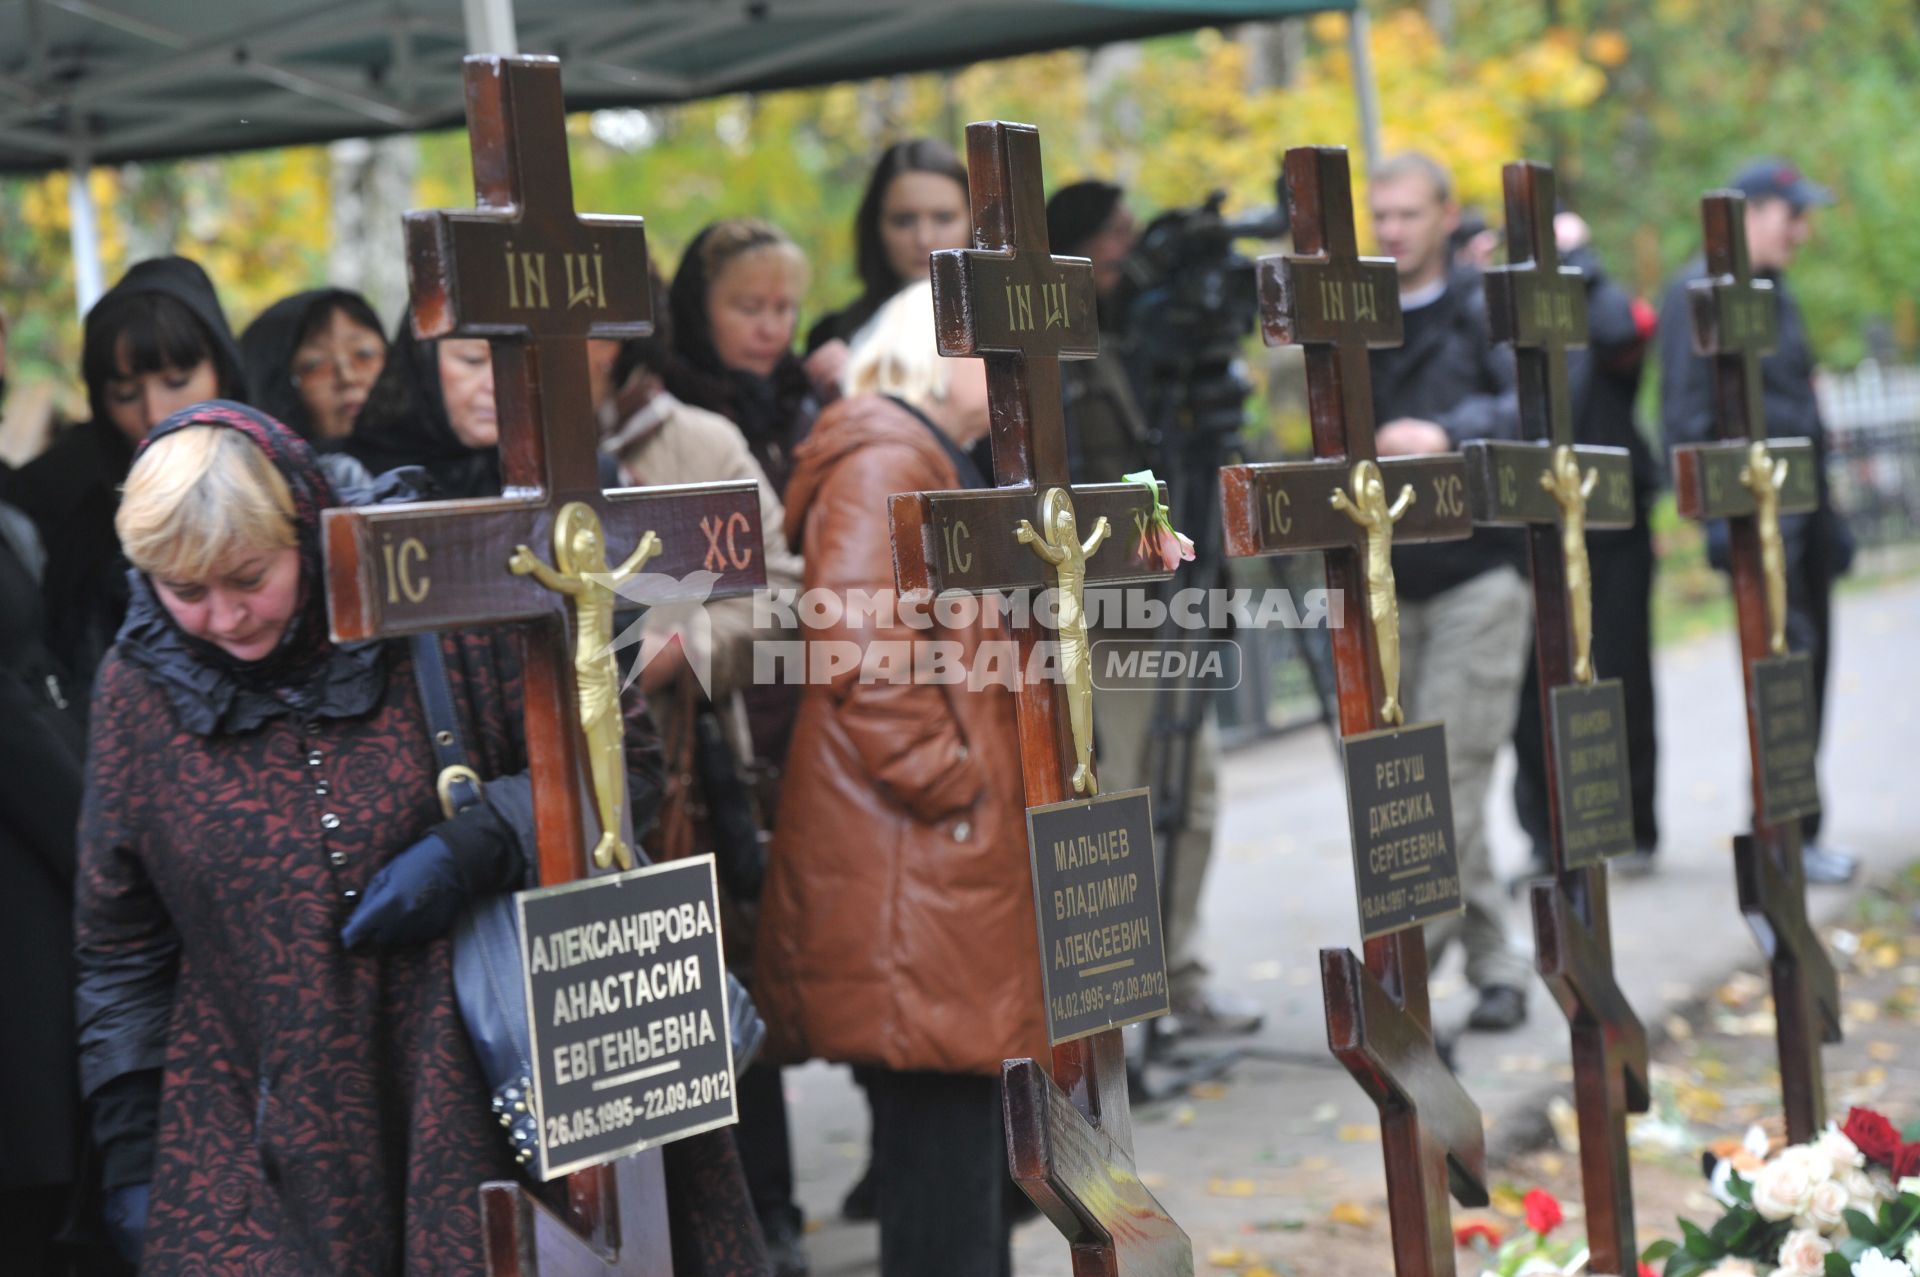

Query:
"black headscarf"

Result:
[[342, 319, 503, 500], [663, 224, 816, 496], [115, 401, 386, 735], [239, 287, 385, 444], [81, 255, 247, 430]]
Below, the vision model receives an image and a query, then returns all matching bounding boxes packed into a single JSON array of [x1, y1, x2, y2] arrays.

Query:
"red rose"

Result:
[[1524, 1188, 1564, 1235], [1843, 1107, 1903, 1168], [1896, 1142, 1920, 1179]]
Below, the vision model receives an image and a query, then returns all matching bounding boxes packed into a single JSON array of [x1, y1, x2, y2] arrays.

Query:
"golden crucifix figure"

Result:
[[1016, 487, 1110, 795], [1331, 459, 1415, 726], [1540, 445, 1601, 684], [509, 501, 662, 870], [1739, 441, 1791, 656]]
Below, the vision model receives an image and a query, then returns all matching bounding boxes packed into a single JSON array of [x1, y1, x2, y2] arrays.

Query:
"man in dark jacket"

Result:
[[1513, 216, 1663, 878], [1656, 159, 1855, 884], [1367, 153, 1533, 1032]]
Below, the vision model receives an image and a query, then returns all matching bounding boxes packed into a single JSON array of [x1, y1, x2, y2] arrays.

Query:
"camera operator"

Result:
[[1045, 180, 1263, 1040]]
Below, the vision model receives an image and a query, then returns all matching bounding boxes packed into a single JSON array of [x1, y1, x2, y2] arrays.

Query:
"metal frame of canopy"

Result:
[[0, 0, 1375, 314]]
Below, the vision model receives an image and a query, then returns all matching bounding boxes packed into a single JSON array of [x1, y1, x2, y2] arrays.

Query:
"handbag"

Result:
[[410, 634, 541, 1167], [410, 635, 766, 1169]]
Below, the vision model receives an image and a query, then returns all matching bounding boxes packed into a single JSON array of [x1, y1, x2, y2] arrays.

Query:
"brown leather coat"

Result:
[[754, 395, 1046, 1075]]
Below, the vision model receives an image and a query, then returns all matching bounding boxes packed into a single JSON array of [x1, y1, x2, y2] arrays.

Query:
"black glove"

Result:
[[341, 834, 468, 951], [103, 1182, 150, 1264]]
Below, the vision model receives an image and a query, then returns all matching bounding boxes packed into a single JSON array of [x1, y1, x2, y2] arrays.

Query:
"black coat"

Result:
[[1563, 245, 1660, 503], [0, 505, 87, 1190], [1369, 270, 1522, 600], [1656, 258, 1854, 575]]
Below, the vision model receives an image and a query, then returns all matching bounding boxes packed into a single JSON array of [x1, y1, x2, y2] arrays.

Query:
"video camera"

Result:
[[1111, 188, 1290, 441]]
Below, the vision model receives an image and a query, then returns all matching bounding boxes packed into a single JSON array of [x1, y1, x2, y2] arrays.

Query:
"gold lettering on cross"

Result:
[[942, 519, 974, 575], [1263, 485, 1292, 537], [564, 246, 607, 310], [1042, 282, 1070, 330], [1005, 283, 1035, 332], [1320, 278, 1346, 322], [1354, 282, 1377, 322], [503, 242, 550, 310], [382, 536, 431, 604]]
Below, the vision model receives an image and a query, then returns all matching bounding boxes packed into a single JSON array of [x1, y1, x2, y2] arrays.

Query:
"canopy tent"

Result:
[[0, 0, 1374, 308]]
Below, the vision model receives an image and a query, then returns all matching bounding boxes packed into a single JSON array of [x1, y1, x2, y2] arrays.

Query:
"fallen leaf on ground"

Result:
[[1329, 1201, 1373, 1227], [1337, 1124, 1379, 1143]]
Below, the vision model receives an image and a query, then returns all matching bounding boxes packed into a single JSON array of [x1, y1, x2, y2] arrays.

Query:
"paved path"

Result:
[[777, 577, 1920, 1275]]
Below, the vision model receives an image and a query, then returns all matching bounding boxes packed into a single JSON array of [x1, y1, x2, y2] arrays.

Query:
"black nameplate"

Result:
[[517, 855, 737, 1180], [1750, 653, 1821, 826], [1026, 788, 1170, 1045], [1340, 721, 1462, 939], [1672, 436, 1819, 522], [1549, 679, 1637, 868], [1461, 441, 1636, 530]]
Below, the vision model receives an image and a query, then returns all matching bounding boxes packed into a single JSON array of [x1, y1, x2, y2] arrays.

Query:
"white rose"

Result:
[[1906, 1233, 1920, 1269], [1799, 1177, 1852, 1233], [1851, 1247, 1912, 1277], [1846, 1169, 1885, 1213], [1782, 1143, 1836, 1186], [1777, 1228, 1832, 1277], [1817, 1125, 1867, 1179], [1754, 1154, 1819, 1221]]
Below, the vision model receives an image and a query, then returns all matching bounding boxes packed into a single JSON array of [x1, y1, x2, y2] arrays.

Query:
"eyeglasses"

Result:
[[292, 345, 383, 386]]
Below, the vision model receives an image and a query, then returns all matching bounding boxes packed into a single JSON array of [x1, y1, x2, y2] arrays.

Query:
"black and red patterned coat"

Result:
[[69, 405, 708, 1274]]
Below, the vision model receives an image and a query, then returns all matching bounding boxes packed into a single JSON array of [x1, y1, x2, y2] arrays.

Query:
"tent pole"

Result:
[[67, 120, 104, 318], [1347, 3, 1383, 173], [461, 0, 519, 56]]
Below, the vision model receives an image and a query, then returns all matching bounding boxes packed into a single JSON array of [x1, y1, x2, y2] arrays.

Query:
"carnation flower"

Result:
[[1121, 470, 1195, 572], [1753, 1152, 1819, 1221], [1452, 1219, 1502, 1250], [1851, 1248, 1913, 1277]]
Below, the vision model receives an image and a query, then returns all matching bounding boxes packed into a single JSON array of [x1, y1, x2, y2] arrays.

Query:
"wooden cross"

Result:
[[1670, 190, 1839, 1143], [1466, 160, 1648, 1275], [1218, 145, 1488, 1277], [320, 55, 767, 1274], [888, 120, 1189, 1275]]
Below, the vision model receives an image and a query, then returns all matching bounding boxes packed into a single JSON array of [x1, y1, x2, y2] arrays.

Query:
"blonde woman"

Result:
[[756, 283, 1042, 1277]]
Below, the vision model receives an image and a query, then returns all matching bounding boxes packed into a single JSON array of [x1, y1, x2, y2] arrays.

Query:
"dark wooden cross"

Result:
[[888, 120, 1189, 1275], [1670, 190, 1839, 1143], [320, 55, 767, 1275], [1466, 160, 1648, 1275], [1217, 145, 1488, 1277]]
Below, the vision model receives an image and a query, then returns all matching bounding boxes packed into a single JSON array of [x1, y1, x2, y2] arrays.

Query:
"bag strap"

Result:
[[409, 633, 484, 818]]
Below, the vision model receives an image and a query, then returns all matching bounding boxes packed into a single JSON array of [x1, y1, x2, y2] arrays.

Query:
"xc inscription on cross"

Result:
[[888, 120, 1189, 1275], [321, 55, 767, 1275], [1467, 160, 1648, 1276], [1219, 145, 1487, 1277], [1671, 190, 1839, 1143]]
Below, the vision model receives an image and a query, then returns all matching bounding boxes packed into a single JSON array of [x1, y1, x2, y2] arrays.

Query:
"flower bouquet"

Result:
[[1642, 1108, 1920, 1277]]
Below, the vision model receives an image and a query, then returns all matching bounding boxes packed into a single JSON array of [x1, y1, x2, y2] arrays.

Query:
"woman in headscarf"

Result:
[[240, 288, 387, 444], [0, 256, 248, 697], [664, 219, 816, 499], [341, 319, 507, 498], [72, 401, 676, 1273]]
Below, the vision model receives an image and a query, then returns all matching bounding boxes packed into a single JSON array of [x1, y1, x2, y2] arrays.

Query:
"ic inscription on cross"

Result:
[[888, 120, 1190, 1275], [321, 55, 767, 1276], [1671, 191, 1838, 1143], [1218, 145, 1487, 1277], [1465, 160, 1648, 1276]]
